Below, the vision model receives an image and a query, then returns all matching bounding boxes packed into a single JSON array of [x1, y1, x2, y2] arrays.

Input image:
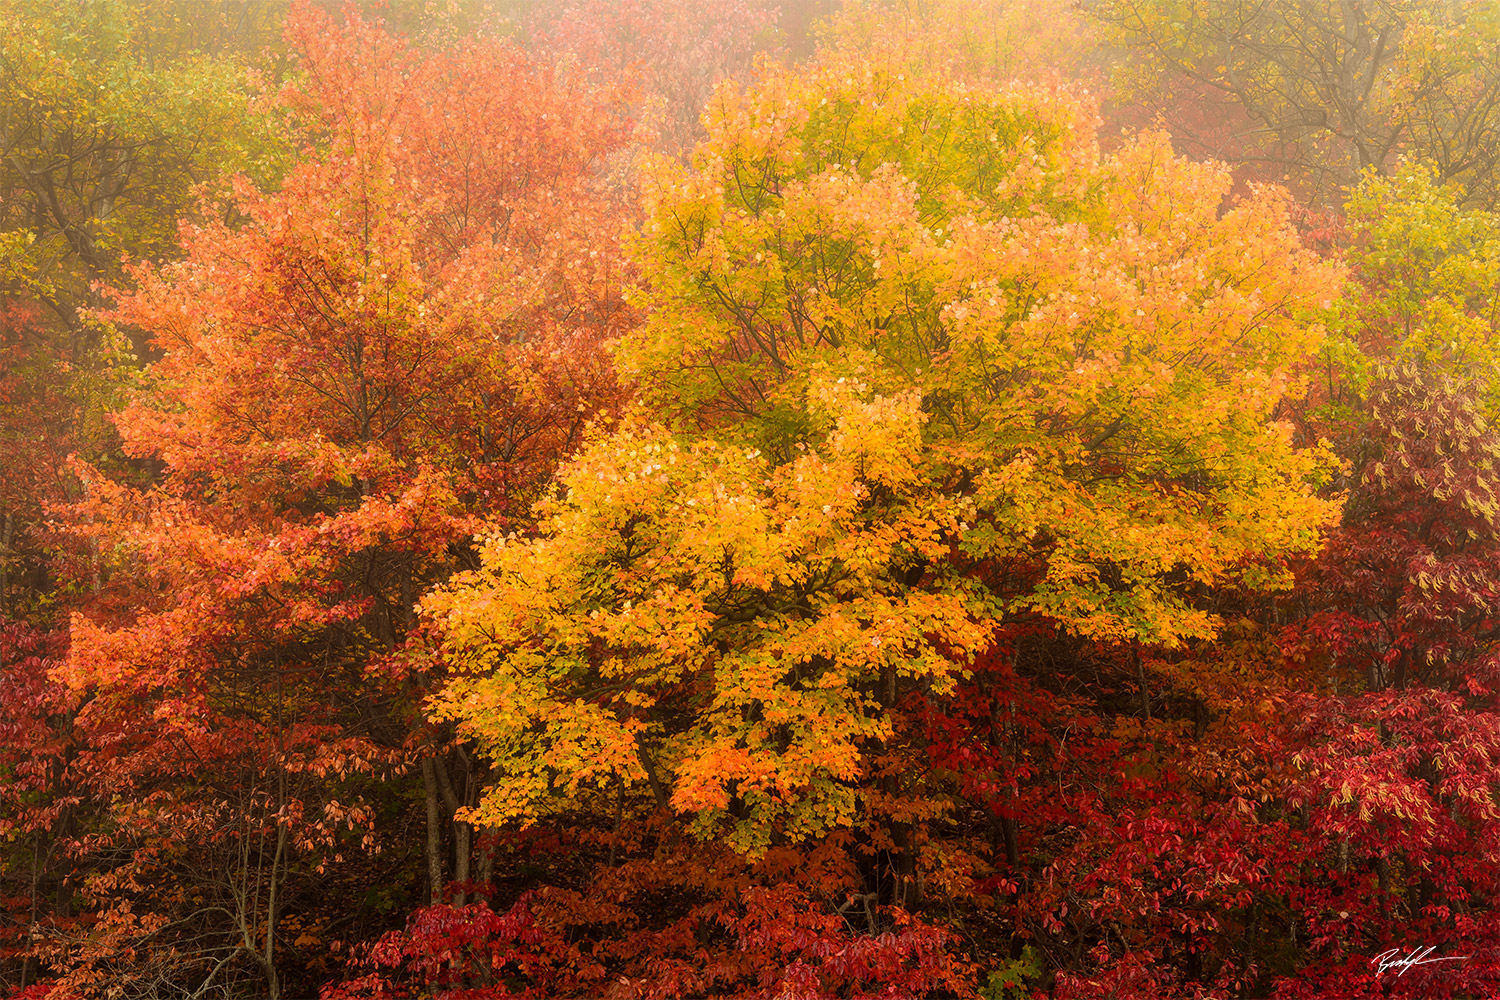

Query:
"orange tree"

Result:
[[415, 49, 1346, 997], [39, 4, 630, 997]]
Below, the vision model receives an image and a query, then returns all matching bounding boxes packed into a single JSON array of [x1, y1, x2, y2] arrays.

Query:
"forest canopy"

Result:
[[3, 2, 1500, 999]]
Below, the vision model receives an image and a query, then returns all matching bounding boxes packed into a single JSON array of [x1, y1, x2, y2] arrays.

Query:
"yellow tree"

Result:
[[1341, 163, 1500, 379], [426, 52, 1345, 862]]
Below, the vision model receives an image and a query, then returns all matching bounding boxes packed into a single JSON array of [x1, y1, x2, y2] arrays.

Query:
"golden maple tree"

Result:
[[426, 50, 1346, 857]]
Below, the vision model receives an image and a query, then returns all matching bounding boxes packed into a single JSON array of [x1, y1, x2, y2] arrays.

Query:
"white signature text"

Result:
[[1372, 945, 1470, 977]]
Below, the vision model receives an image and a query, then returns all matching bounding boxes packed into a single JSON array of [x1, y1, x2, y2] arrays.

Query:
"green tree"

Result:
[[0, 0, 286, 349], [1343, 164, 1500, 378], [1093, 0, 1500, 209]]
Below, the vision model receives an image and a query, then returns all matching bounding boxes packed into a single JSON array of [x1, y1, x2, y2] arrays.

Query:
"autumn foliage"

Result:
[[4, 2, 1500, 999]]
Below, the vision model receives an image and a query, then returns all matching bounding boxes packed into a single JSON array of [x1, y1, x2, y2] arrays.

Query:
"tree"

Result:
[[1263, 367, 1500, 997], [1340, 163, 1500, 384], [0, 304, 75, 619], [0, 0, 285, 349], [0, 617, 74, 997], [33, 4, 630, 996], [1092, 0, 1500, 209], [0, 0, 292, 639], [424, 48, 1344, 995]]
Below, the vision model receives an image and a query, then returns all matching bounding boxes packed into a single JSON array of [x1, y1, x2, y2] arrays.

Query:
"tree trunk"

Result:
[[633, 733, 671, 812], [263, 823, 287, 1000], [1376, 855, 1391, 923], [476, 827, 495, 893], [421, 755, 445, 905], [0, 510, 13, 625], [1135, 648, 1152, 721], [432, 751, 471, 907]]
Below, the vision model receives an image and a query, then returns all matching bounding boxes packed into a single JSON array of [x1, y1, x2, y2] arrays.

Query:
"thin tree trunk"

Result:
[[1135, 648, 1151, 721], [1001, 811, 1020, 868], [476, 827, 495, 893], [264, 823, 287, 1000], [451, 823, 471, 906], [0, 510, 13, 625], [609, 775, 624, 868], [421, 756, 445, 905], [432, 752, 471, 906], [989, 693, 1022, 869], [633, 733, 670, 812]]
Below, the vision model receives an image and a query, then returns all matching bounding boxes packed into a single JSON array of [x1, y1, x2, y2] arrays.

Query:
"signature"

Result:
[[1372, 945, 1470, 976]]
